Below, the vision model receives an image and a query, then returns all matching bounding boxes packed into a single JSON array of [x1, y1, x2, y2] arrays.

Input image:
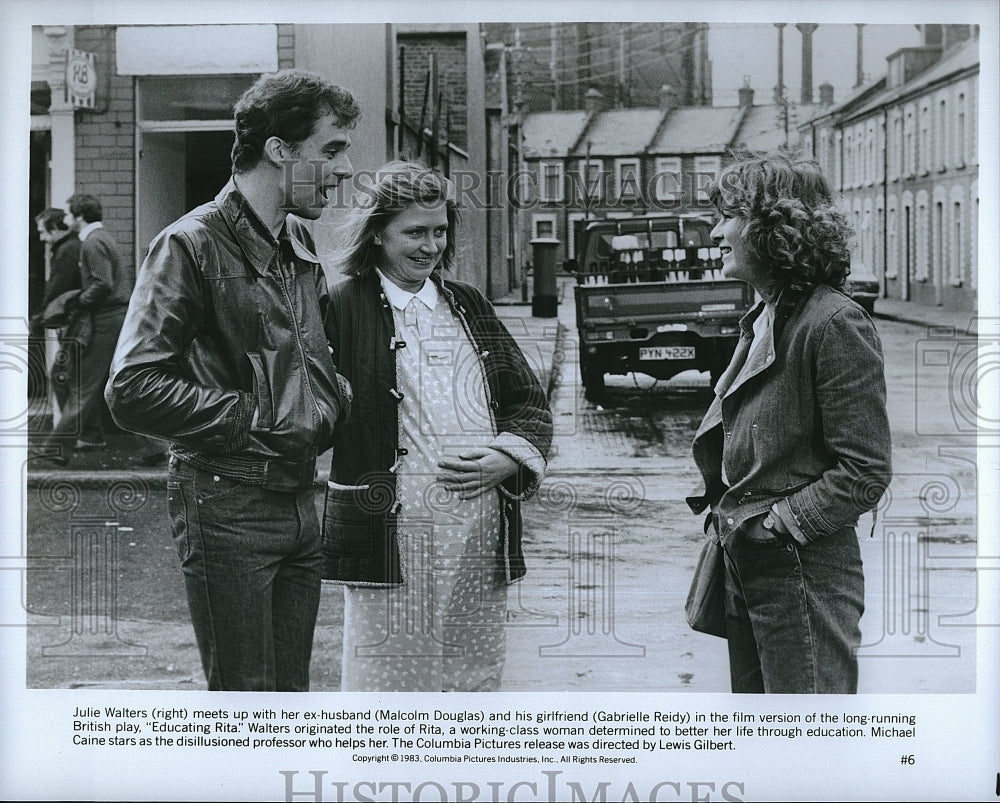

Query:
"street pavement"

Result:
[[22, 274, 983, 690]]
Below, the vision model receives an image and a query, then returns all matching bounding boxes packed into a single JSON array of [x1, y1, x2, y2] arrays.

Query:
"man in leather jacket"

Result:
[[105, 70, 358, 691]]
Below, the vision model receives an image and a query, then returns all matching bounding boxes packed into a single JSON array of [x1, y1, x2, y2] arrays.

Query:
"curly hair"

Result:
[[710, 151, 853, 295], [232, 69, 360, 173], [334, 160, 461, 278]]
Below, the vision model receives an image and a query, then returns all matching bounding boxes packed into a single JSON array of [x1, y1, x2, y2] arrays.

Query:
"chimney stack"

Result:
[[584, 87, 605, 114], [738, 77, 755, 109], [659, 84, 677, 113], [774, 23, 786, 103], [796, 23, 819, 104], [819, 81, 834, 105]]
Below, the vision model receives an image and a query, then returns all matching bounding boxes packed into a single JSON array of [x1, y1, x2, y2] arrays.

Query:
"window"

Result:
[[933, 200, 944, 287], [868, 123, 878, 185], [653, 157, 682, 204], [693, 157, 721, 202], [904, 107, 915, 177], [532, 213, 557, 240], [956, 93, 966, 167], [952, 201, 963, 286], [915, 194, 929, 281], [919, 102, 931, 175], [937, 98, 947, 171], [538, 161, 564, 203], [886, 205, 898, 278], [890, 114, 902, 181], [578, 159, 604, 202], [614, 158, 641, 202]]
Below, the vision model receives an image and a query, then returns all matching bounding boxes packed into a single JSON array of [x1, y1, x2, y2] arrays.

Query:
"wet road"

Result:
[[502, 312, 980, 694]]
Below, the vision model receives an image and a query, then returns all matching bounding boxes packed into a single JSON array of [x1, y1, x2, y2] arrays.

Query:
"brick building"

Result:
[[799, 24, 979, 314], [482, 22, 711, 112]]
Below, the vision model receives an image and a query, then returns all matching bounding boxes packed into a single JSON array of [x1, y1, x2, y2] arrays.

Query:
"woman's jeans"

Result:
[[167, 457, 322, 691], [722, 515, 864, 693]]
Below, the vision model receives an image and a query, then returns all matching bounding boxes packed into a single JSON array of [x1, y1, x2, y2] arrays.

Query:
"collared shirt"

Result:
[[375, 269, 439, 312], [78, 221, 103, 242]]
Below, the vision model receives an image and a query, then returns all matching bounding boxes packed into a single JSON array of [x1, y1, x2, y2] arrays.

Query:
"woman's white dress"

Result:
[[340, 291, 507, 692]]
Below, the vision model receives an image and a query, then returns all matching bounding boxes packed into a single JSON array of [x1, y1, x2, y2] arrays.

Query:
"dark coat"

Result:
[[321, 271, 553, 586]]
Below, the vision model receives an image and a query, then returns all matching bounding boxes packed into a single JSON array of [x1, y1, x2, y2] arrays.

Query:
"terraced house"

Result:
[[799, 23, 979, 314], [520, 81, 808, 269]]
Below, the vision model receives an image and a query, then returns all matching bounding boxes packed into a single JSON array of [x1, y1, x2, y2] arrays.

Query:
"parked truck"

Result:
[[566, 213, 756, 401]]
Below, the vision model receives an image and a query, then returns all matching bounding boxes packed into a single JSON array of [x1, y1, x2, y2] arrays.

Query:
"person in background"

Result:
[[322, 161, 553, 691], [687, 151, 892, 693], [31, 208, 81, 415], [37, 194, 165, 466], [105, 70, 358, 691]]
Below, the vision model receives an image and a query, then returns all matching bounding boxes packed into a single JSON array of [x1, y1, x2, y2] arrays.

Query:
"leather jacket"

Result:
[[320, 271, 553, 585], [106, 179, 349, 491]]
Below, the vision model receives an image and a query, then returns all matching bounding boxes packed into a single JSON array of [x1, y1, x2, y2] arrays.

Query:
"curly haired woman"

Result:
[[687, 151, 893, 693]]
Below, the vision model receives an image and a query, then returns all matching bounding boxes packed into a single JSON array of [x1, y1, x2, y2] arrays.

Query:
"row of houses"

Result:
[[519, 81, 789, 264], [518, 23, 980, 314], [800, 27, 979, 311]]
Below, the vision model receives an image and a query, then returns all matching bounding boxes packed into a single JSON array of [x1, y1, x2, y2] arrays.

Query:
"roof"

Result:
[[648, 106, 744, 154], [522, 102, 807, 159], [522, 111, 590, 158], [846, 35, 979, 120], [733, 105, 797, 152], [802, 35, 979, 126], [572, 108, 665, 156]]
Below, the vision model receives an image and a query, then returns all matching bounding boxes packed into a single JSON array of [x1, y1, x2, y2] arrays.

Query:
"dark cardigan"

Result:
[[320, 270, 553, 586]]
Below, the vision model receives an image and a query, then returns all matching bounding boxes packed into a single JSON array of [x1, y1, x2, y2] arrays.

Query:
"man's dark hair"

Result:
[[66, 194, 103, 223], [231, 69, 361, 173], [34, 208, 69, 233]]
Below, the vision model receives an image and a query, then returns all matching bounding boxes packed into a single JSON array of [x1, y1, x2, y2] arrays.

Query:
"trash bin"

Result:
[[530, 237, 560, 318]]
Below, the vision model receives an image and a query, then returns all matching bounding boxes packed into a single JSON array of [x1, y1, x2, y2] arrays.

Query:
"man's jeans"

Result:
[[167, 457, 322, 691], [722, 514, 864, 693]]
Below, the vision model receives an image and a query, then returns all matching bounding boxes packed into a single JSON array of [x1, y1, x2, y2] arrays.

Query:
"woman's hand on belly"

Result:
[[436, 448, 518, 500]]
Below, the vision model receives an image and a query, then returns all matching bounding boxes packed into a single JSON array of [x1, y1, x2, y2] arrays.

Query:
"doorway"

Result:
[[136, 130, 234, 262]]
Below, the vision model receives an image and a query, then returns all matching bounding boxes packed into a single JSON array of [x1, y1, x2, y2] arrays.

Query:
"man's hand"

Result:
[[436, 447, 518, 500]]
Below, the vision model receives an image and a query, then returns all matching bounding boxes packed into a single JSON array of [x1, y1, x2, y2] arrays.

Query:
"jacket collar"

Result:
[[49, 229, 77, 250], [215, 178, 320, 276]]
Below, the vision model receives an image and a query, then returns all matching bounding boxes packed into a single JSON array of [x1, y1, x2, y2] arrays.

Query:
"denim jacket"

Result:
[[688, 283, 892, 546]]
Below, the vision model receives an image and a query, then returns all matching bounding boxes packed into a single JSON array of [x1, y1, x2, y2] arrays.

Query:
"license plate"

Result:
[[639, 346, 695, 361]]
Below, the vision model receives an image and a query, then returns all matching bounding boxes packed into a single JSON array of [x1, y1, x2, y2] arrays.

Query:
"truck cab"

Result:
[[567, 214, 755, 401]]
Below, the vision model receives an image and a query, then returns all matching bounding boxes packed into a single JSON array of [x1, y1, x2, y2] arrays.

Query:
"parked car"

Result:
[[847, 260, 879, 315]]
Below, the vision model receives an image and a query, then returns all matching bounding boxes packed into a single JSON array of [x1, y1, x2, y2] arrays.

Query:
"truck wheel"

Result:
[[581, 364, 606, 402]]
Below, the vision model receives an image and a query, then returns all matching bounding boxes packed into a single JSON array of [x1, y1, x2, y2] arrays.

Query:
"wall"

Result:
[[72, 26, 135, 268]]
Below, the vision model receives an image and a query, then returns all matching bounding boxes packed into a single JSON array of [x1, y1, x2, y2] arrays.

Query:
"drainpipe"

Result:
[[881, 109, 888, 300]]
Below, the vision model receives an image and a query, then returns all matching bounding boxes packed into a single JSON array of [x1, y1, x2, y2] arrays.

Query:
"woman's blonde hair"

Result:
[[334, 160, 460, 277]]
